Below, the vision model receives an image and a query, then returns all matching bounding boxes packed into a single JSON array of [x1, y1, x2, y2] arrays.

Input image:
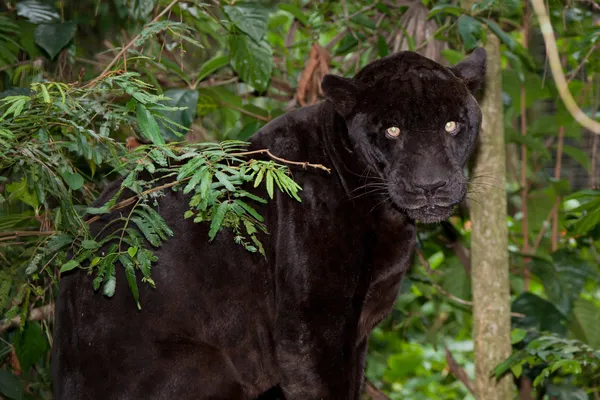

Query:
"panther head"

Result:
[[322, 49, 487, 223]]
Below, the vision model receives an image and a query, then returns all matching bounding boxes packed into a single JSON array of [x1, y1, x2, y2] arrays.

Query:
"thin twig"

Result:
[[521, 0, 531, 291], [0, 231, 56, 237], [445, 348, 475, 396], [87, 0, 180, 86], [0, 304, 54, 334], [551, 126, 564, 251], [567, 44, 598, 83], [531, 0, 600, 134], [231, 149, 331, 173], [364, 380, 390, 400]]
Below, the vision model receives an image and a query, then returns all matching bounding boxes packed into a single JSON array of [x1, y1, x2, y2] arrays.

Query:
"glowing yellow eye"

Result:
[[386, 126, 401, 137], [445, 121, 459, 134]]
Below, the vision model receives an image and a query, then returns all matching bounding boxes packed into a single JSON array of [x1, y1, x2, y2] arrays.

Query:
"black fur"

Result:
[[53, 49, 486, 399]]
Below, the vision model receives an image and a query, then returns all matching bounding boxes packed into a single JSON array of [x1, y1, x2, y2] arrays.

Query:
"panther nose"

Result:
[[415, 180, 447, 196]]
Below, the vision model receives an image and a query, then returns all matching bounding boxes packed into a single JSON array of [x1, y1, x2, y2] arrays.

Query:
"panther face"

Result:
[[322, 49, 487, 223]]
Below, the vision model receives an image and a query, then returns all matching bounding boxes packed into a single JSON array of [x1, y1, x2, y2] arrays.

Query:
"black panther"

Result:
[[53, 48, 487, 399]]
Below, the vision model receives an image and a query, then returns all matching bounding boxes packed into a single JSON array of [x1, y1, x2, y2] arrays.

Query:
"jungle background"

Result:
[[0, 0, 599, 399]]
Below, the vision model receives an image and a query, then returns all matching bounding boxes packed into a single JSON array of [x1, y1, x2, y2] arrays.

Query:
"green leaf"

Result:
[[561, 145, 590, 170], [81, 240, 99, 250], [277, 3, 309, 26], [530, 250, 595, 316], [570, 206, 600, 235], [482, 18, 515, 51], [350, 14, 376, 29], [236, 200, 264, 222], [266, 170, 274, 199], [103, 273, 116, 297], [60, 260, 79, 273], [195, 55, 230, 84], [34, 21, 77, 60], [16, 1, 59, 23], [335, 34, 359, 56], [0, 369, 23, 400], [376, 34, 389, 57], [136, 102, 165, 145], [120, 255, 140, 309], [228, 34, 272, 92], [208, 202, 229, 241], [127, 246, 138, 257], [428, 4, 465, 19], [457, 15, 482, 51], [512, 292, 567, 335], [61, 171, 84, 191], [158, 88, 198, 140], [511, 328, 527, 344], [13, 322, 48, 372], [224, 2, 269, 43], [569, 298, 600, 348], [215, 170, 235, 191]]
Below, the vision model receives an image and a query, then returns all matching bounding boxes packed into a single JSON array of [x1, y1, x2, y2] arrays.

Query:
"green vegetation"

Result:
[[0, 1, 599, 399]]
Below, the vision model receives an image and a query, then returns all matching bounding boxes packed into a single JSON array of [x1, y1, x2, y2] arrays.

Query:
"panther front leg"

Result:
[[274, 319, 367, 400]]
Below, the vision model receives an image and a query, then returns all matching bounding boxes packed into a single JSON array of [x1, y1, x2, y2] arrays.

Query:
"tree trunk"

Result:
[[459, 3, 515, 398]]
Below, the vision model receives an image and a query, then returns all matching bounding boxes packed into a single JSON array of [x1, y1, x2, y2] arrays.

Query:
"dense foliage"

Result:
[[0, 0, 599, 399]]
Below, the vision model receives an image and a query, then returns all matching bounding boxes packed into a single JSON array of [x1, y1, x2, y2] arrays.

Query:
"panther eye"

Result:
[[445, 121, 460, 135], [386, 126, 401, 138]]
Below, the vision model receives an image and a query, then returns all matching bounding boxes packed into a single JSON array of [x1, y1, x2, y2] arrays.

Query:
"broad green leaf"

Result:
[[103, 274, 116, 297], [127, 246, 138, 257], [34, 22, 77, 60], [457, 15, 482, 51], [6, 179, 39, 209], [0, 369, 22, 400], [61, 171, 84, 191], [195, 55, 230, 85], [136, 102, 165, 145], [482, 18, 515, 51], [511, 328, 527, 344], [81, 240, 99, 250], [570, 202, 600, 235], [376, 34, 389, 57], [13, 322, 48, 372], [561, 145, 590, 170], [224, 3, 269, 43], [228, 34, 272, 92], [569, 298, 600, 349], [530, 250, 595, 315], [60, 260, 79, 273], [512, 292, 567, 335], [277, 3, 309, 26]]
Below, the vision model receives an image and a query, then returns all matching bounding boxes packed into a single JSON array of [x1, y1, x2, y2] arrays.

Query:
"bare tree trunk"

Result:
[[460, 3, 515, 398]]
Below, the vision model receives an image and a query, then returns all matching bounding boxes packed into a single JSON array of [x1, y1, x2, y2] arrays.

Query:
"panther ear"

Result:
[[321, 74, 361, 117], [450, 47, 487, 93]]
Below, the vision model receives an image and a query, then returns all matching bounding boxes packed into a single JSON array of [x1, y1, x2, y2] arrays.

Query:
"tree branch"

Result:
[[445, 348, 475, 396], [531, 0, 600, 135], [0, 304, 54, 334]]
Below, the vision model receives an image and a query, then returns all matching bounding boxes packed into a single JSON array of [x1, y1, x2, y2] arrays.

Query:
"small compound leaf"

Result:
[[136, 102, 165, 145]]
